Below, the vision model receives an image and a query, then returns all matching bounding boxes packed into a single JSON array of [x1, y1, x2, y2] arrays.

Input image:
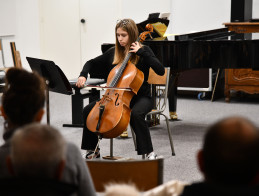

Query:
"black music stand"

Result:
[[27, 57, 106, 127], [26, 57, 73, 125]]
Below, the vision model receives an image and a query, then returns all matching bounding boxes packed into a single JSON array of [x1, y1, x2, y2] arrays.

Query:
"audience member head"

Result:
[[0, 68, 45, 131], [7, 123, 66, 180], [197, 116, 259, 185]]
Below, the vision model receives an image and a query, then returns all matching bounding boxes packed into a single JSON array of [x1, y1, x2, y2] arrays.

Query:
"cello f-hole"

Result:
[[115, 93, 120, 106]]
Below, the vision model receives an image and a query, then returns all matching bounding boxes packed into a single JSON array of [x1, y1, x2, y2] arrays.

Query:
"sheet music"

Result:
[[159, 13, 170, 20]]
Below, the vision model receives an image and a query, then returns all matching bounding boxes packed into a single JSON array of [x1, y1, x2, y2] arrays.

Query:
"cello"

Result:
[[86, 24, 153, 138]]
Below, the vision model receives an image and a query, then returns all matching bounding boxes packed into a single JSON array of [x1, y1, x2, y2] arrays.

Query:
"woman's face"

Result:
[[116, 27, 129, 47]]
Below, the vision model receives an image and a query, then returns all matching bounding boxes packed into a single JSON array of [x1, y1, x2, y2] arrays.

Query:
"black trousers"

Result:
[[81, 96, 153, 155]]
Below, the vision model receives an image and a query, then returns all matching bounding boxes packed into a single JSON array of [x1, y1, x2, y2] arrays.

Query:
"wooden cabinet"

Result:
[[224, 22, 259, 102], [225, 69, 259, 102], [224, 22, 259, 33]]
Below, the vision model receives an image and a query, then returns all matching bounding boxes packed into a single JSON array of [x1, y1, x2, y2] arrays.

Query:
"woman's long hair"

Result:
[[113, 18, 140, 65]]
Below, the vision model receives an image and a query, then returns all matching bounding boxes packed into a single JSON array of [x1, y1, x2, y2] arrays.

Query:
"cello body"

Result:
[[86, 62, 144, 138]]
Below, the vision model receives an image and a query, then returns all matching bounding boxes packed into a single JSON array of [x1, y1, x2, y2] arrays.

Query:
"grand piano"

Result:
[[100, 18, 259, 120], [144, 31, 259, 71]]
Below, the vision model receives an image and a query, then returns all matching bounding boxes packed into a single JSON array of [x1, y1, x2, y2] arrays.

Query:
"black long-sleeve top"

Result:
[[79, 45, 164, 97]]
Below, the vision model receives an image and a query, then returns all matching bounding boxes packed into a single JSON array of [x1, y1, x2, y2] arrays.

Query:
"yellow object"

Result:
[[151, 22, 168, 37], [120, 130, 128, 138], [169, 112, 178, 120], [153, 37, 167, 41]]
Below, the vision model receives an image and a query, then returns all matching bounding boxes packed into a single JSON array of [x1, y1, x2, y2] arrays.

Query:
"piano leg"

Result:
[[168, 71, 179, 120]]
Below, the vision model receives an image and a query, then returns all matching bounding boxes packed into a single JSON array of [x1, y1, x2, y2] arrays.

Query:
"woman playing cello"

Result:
[[76, 18, 164, 159]]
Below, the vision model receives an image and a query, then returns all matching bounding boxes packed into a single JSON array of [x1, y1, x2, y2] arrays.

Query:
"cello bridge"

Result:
[[102, 94, 112, 101]]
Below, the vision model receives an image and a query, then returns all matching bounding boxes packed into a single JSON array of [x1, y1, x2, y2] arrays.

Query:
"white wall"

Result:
[[170, 0, 259, 39], [1, 0, 259, 71], [170, 0, 231, 35], [0, 0, 16, 36], [253, 0, 259, 17], [80, 0, 172, 67], [39, 0, 82, 79], [121, 0, 171, 23], [1, 0, 40, 70], [253, 0, 259, 39]]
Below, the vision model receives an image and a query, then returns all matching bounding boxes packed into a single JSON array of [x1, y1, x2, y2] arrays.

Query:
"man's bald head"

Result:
[[199, 116, 259, 185]]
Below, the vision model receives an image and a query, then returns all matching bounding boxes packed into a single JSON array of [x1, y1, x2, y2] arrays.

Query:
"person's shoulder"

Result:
[[0, 178, 78, 196], [137, 45, 153, 56], [180, 182, 208, 196], [180, 182, 259, 196], [66, 142, 81, 155], [104, 46, 115, 54], [65, 142, 87, 163], [141, 44, 148, 49], [64, 142, 87, 174], [141, 45, 153, 52], [0, 142, 12, 179], [0, 140, 11, 156], [109, 46, 115, 50]]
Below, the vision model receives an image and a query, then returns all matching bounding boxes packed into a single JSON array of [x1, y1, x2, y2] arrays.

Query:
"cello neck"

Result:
[[109, 36, 143, 87], [109, 51, 133, 88]]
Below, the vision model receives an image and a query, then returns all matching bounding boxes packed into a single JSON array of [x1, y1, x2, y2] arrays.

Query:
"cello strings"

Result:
[[110, 53, 132, 87], [109, 37, 141, 87]]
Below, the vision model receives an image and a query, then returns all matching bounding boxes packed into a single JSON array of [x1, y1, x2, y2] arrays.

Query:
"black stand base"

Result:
[[63, 124, 84, 128]]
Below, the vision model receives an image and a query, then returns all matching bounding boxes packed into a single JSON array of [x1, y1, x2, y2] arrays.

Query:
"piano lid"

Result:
[[175, 28, 235, 41]]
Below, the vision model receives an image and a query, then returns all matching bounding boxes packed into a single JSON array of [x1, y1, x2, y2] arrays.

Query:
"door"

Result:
[[79, 0, 121, 65], [39, 0, 81, 79], [39, 0, 121, 79]]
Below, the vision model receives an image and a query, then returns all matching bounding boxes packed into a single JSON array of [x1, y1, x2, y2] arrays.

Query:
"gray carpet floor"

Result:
[[1, 90, 259, 184]]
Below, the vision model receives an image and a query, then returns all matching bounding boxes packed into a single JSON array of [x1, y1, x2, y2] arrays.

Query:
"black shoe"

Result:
[[85, 150, 100, 159]]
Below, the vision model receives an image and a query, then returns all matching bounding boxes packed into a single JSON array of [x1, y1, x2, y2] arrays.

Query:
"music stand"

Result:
[[26, 57, 73, 125], [148, 13, 160, 19]]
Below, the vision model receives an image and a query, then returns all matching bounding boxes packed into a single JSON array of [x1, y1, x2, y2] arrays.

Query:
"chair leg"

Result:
[[162, 114, 176, 156], [130, 126, 137, 151], [103, 138, 123, 160], [110, 138, 113, 157]]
